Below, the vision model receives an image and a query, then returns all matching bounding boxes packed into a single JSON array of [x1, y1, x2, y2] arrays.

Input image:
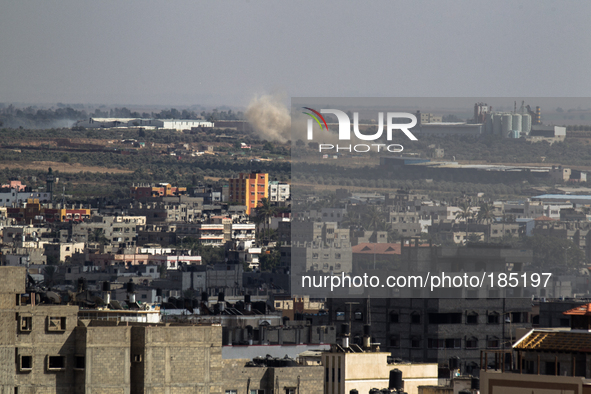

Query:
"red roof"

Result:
[[564, 303, 591, 316], [534, 215, 556, 221]]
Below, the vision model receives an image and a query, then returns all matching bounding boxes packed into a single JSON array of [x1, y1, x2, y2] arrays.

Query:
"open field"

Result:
[[0, 160, 134, 174]]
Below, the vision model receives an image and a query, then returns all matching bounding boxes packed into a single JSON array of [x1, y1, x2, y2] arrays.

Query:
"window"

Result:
[[336, 311, 345, 321], [47, 355, 66, 371], [411, 336, 421, 348], [466, 337, 478, 349], [47, 317, 66, 331], [545, 361, 560, 376], [354, 311, 363, 320], [466, 313, 478, 325], [225, 391, 238, 394], [445, 338, 461, 349], [511, 312, 523, 323], [285, 389, 296, 394], [411, 312, 421, 324], [487, 313, 500, 324], [74, 356, 85, 370], [250, 390, 265, 394], [19, 355, 32, 372], [389, 335, 400, 348], [428, 338, 444, 349], [487, 337, 500, 348], [19, 315, 32, 332], [428, 313, 462, 324], [133, 354, 142, 362], [390, 312, 399, 323]]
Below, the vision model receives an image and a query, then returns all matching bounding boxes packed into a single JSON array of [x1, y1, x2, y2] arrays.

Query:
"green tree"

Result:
[[523, 235, 584, 273], [254, 198, 276, 244], [88, 228, 109, 245], [259, 243, 281, 272], [477, 202, 495, 242], [455, 201, 473, 243]]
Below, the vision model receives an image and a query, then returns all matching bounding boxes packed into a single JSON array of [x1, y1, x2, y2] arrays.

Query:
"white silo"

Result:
[[521, 114, 531, 134], [512, 113, 522, 134], [501, 113, 512, 137]]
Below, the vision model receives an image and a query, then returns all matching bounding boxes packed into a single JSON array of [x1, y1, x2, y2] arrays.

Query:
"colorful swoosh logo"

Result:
[[302, 107, 328, 131]]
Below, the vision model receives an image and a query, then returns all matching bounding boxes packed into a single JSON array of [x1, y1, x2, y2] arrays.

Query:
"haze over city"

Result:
[[2, 0, 591, 106]]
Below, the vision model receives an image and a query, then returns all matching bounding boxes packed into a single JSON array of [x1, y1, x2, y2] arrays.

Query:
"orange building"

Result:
[[229, 173, 268, 215], [130, 183, 187, 200]]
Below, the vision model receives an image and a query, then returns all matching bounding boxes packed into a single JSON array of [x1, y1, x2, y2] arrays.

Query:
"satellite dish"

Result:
[[46, 291, 61, 304], [110, 300, 123, 310]]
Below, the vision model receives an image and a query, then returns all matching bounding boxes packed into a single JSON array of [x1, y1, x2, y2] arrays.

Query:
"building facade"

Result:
[[229, 173, 269, 216]]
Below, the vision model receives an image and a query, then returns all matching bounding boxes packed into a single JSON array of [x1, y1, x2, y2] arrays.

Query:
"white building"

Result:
[[0, 188, 52, 207], [74, 118, 214, 131], [269, 181, 290, 202], [160, 119, 214, 131]]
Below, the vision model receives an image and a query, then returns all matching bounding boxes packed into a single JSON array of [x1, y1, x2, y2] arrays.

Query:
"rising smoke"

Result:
[[245, 94, 291, 143]]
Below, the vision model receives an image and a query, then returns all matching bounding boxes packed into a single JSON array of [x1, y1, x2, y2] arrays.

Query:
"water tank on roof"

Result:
[[389, 368, 403, 390]]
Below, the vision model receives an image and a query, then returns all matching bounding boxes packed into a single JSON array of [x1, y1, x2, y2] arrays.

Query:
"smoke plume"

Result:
[[245, 94, 291, 143]]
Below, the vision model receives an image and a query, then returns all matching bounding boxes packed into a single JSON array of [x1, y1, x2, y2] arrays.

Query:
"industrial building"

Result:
[[74, 117, 214, 130], [483, 111, 532, 138]]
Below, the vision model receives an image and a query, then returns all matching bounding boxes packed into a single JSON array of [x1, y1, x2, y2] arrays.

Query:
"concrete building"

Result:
[[1, 266, 321, 394], [269, 181, 290, 202], [549, 165, 572, 182], [7, 200, 90, 224], [328, 297, 533, 371], [72, 216, 140, 248], [477, 303, 591, 393], [128, 197, 203, 224], [130, 183, 187, 200], [43, 241, 85, 264], [0, 187, 52, 207], [322, 347, 438, 394], [416, 112, 443, 124], [229, 172, 269, 215], [222, 357, 323, 394]]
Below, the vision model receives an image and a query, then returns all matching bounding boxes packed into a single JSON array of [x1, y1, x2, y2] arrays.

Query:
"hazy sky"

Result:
[[1, 0, 590, 107]]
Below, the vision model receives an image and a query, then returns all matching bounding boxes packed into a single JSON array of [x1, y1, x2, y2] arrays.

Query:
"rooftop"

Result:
[[564, 303, 591, 316], [514, 329, 591, 353]]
